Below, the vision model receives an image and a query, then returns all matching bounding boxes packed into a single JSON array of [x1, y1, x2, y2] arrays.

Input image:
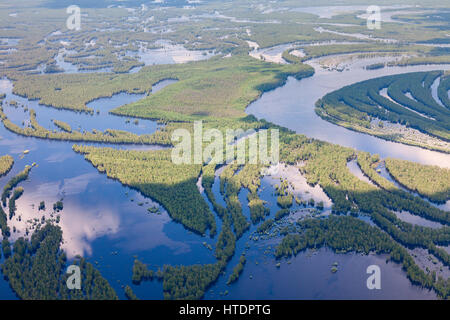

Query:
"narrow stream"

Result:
[[0, 51, 446, 299]]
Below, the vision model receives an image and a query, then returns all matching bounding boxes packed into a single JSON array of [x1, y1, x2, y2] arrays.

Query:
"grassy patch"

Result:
[[385, 158, 450, 203], [72, 145, 216, 236], [111, 55, 314, 121]]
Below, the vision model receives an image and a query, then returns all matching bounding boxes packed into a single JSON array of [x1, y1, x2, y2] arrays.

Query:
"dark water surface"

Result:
[[0, 56, 446, 299]]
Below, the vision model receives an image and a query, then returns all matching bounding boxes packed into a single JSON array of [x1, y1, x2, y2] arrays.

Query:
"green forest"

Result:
[[275, 215, 449, 298], [74, 123, 450, 299], [0, 0, 449, 301], [72, 145, 216, 236], [316, 71, 450, 152], [0, 107, 174, 146], [0, 155, 13, 177], [1, 224, 118, 299], [1, 164, 32, 207], [385, 158, 450, 203]]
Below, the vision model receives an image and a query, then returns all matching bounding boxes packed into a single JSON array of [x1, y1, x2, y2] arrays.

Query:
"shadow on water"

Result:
[[375, 161, 450, 212], [0, 78, 209, 299], [246, 60, 450, 168], [202, 169, 448, 299], [0, 56, 448, 300]]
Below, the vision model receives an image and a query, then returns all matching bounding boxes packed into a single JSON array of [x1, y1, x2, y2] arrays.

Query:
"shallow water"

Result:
[[376, 162, 450, 212], [0, 53, 446, 299], [346, 158, 447, 228], [126, 40, 215, 70], [347, 159, 377, 187], [54, 48, 112, 74], [0, 38, 20, 46], [431, 76, 446, 108], [246, 56, 450, 168], [393, 211, 444, 229], [210, 248, 436, 300], [1, 79, 154, 135], [203, 170, 437, 299], [54, 39, 215, 75], [291, 5, 414, 20], [291, 6, 369, 19], [0, 77, 215, 299]]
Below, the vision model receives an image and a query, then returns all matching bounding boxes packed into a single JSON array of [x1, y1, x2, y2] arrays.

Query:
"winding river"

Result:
[[246, 55, 450, 168], [0, 50, 448, 299]]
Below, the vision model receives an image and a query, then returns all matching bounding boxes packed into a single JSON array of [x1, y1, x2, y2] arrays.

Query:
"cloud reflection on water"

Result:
[[8, 171, 189, 259]]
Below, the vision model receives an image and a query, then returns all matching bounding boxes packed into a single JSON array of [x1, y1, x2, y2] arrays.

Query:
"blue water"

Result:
[[0, 78, 218, 299], [0, 60, 445, 300], [246, 60, 450, 168]]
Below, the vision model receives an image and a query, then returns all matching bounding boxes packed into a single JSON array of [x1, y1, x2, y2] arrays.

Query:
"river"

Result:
[[0, 52, 447, 299], [246, 55, 450, 168]]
